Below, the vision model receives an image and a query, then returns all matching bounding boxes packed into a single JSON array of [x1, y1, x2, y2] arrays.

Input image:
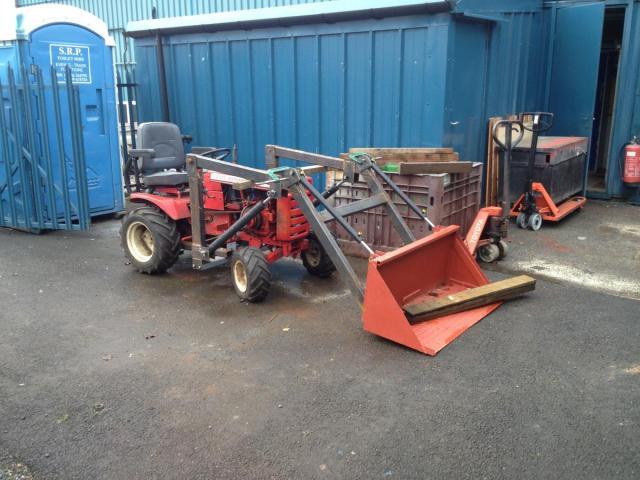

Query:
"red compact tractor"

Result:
[[122, 123, 335, 301], [121, 123, 534, 355]]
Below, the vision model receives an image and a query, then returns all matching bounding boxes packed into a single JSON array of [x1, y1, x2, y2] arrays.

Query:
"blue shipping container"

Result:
[[130, 3, 544, 171]]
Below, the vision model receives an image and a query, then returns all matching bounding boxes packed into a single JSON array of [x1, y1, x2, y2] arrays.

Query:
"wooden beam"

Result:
[[398, 161, 473, 175], [403, 275, 536, 322], [486, 117, 501, 207], [347, 148, 459, 164], [349, 147, 454, 155]]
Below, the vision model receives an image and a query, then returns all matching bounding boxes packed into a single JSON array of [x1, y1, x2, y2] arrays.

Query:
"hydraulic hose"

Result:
[[207, 193, 274, 255]]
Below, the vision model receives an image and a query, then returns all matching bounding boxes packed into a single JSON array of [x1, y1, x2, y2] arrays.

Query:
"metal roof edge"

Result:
[[125, 0, 452, 38], [1, 4, 116, 46], [453, 0, 542, 14]]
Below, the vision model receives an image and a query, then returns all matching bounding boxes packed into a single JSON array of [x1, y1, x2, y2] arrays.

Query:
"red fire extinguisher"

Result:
[[623, 137, 640, 184]]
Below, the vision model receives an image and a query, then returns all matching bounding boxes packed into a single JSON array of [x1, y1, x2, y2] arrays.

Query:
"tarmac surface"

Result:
[[1, 201, 639, 479], [490, 200, 640, 300]]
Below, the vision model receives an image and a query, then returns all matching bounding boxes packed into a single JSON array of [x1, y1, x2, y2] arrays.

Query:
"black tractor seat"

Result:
[[127, 122, 189, 189], [125, 122, 229, 193], [142, 171, 189, 187]]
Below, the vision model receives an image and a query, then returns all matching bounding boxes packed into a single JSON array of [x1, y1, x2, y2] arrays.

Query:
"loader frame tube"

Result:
[[185, 146, 438, 301], [207, 196, 273, 255], [266, 146, 416, 243], [288, 179, 365, 301]]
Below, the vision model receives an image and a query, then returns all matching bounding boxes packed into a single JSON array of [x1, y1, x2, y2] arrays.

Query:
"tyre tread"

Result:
[[302, 233, 336, 278], [120, 205, 180, 274], [231, 247, 272, 302]]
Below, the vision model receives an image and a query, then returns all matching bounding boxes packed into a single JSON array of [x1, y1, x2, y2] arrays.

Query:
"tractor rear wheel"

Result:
[[121, 205, 180, 274], [302, 233, 336, 278], [230, 247, 272, 303]]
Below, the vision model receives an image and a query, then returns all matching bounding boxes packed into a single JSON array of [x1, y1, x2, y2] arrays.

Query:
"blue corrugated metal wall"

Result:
[[16, 0, 334, 65], [444, 20, 491, 162], [538, 0, 640, 199], [484, 12, 545, 116], [134, 10, 545, 169], [135, 14, 453, 167]]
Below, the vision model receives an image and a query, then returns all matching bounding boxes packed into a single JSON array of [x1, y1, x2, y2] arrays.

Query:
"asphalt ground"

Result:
[[488, 200, 640, 300], [0, 204, 639, 479]]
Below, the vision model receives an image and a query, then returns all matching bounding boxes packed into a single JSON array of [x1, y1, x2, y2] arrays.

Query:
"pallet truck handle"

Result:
[[519, 112, 554, 133], [492, 120, 525, 151]]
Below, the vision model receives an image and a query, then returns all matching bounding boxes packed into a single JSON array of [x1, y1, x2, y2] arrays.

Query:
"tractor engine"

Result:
[[200, 170, 311, 261]]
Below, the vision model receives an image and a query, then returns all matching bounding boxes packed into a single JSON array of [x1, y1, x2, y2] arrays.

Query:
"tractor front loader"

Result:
[[121, 123, 534, 355]]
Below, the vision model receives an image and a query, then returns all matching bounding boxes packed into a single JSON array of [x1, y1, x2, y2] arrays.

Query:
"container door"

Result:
[[547, 3, 605, 139], [28, 24, 117, 215]]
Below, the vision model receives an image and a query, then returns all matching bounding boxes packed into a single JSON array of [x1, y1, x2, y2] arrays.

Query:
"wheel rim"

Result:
[[478, 244, 499, 263], [304, 241, 322, 268], [232, 260, 248, 293], [529, 214, 542, 231], [127, 221, 154, 262]]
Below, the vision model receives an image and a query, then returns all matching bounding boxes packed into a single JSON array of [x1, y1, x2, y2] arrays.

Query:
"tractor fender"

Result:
[[129, 193, 190, 221]]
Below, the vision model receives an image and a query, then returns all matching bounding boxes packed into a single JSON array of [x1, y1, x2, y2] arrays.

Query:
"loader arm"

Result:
[[187, 147, 535, 356]]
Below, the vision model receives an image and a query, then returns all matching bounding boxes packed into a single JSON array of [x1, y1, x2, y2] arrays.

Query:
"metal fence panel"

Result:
[[0, 65, 90, 231]]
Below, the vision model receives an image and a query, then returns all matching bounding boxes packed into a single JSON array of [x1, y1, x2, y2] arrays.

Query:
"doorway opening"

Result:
[[588, 7, 625, 193]]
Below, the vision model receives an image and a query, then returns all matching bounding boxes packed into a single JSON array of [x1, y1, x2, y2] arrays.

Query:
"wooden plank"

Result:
[[349, 147, 454, 155], [403, 275, 536, 322], [484, 117, 500, 207], [487, 114, 521, 207], [346, 148, 459, 164], [398, 161, 473, 175], [362, 153, 460, 164]]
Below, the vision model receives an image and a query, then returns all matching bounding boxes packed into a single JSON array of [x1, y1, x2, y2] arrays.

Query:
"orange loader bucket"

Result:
[[362, 225, 501, 355]]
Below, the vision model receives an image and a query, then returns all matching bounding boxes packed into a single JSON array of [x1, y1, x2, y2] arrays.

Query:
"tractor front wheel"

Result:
[[302, 233, 336, 278], [120, 206, 180, 274], [230, 247, 272, 303]]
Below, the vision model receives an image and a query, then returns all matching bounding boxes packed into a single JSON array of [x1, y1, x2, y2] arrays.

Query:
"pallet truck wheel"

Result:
[[516, 213, 528, 229], [230, 247, 272, 303], [302, 233, 336, 278], [497, 240, 508, 259], [527, 213, 543, 231], [478, 244, 500, 263], [120, 206, 180, 274]]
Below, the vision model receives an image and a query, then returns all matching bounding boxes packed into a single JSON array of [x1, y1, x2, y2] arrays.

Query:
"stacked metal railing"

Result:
[[0, 65, 90, 231]]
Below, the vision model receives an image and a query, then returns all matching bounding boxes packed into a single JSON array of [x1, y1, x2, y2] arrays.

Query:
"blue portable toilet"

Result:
[[0, 3, 123, 221]]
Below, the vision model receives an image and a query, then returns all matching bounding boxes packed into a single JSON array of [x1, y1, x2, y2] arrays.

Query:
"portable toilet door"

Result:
[[17, 4, 123, 218]]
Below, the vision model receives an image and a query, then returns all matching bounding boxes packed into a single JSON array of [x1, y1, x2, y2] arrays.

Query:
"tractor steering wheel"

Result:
[[202, 148, 231, 160]]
